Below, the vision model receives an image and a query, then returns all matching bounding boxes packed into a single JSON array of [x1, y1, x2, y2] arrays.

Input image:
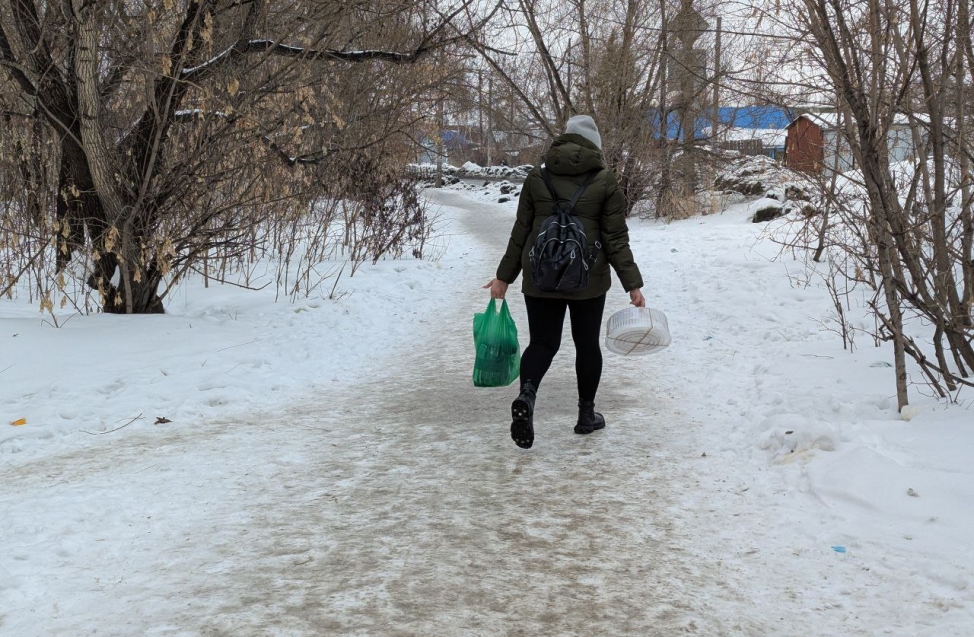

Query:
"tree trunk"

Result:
[[103, 268, 165, 314]]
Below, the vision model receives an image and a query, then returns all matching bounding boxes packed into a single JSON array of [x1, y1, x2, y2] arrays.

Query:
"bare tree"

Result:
[[465, 0, 676, 212], [766, 0, 974, 406], [0, 0, 494, 313]]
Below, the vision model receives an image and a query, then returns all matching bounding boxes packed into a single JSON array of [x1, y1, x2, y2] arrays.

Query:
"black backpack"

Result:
[[529, 167, 601, 293]]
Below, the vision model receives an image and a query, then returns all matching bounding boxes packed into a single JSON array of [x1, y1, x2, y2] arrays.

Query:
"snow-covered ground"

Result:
[[1, 181, 971, 635], [407, 161, 533, 181]]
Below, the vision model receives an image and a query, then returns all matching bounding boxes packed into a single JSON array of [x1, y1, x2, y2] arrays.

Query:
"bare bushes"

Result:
[[654, 180, 699, 220], [770, 161, 974, 405], [784, 0, 974, 407], [0, 0, 483, 313], [328, 156, 431, 275], [0, 116, 60, 305], [171, 160, 432, 304], [1, 121, 433, 309]]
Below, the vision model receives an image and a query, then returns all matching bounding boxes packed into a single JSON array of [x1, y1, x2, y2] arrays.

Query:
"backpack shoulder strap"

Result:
[[540, 166, 559, 200], [540, 167, 601, 208], [568, 169, 600, 208]]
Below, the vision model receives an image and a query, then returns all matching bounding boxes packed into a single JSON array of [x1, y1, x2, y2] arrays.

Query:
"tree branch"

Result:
[[0, 18, 39, 96], [181, 40, 430, 83], [180, 0, 499, 82]]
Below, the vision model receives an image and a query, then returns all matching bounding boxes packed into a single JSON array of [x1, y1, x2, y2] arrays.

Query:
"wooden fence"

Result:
[[719, 139, 765, 156]]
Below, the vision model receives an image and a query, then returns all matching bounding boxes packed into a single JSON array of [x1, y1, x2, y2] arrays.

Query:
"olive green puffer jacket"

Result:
[[496, 133, 643, 299]]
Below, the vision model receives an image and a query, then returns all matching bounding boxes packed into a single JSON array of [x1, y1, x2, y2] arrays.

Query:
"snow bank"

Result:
[[640, 201, 974, 632], [0, 236, 468, 463], [407, 162, 532, 181]]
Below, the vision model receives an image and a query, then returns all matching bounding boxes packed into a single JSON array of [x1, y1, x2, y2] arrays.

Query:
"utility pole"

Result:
[[487, 77, 493, 166], [657, 8, 671, 218], [567, 38, 573, 101], [436, 98, 444, 187], [509, 83, 515, 164], [672, 0, 708, 188], [713, 16, 722, 143], [478, 68, 485, 164]]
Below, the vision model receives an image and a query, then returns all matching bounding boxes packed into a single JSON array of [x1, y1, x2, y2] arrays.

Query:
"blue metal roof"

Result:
[[650, 105, 793, 145], [713, 106, 793, 129]]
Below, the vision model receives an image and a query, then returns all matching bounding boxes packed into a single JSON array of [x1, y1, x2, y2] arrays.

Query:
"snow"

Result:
[[0, 255, 452, 458], [2, 182, 972, 635], [799, 112, 920, 130], [173, 109, 229, 116], [721, 127, 788, 147], [407, 162, 533, 180], [180, 45, 235, 75], [747, 196, 784, 213]]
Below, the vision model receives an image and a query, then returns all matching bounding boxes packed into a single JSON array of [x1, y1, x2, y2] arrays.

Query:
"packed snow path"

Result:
[[2, 189, 970, 635], [3, 191, 744, 636]]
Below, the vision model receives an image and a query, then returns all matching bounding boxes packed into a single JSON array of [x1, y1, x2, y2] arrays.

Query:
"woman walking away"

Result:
[[483, 115, 645, 449]]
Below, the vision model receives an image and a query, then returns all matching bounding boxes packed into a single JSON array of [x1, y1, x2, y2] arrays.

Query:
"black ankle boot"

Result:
[[511, 381, 537, 449], [574, 399, 605, 435]]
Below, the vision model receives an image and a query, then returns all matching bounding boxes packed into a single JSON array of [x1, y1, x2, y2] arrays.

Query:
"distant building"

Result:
[[443, 130, 478, 154], [650, 105, 792, 158], [709, 106, 792, 159], [715, 105, 793, 130], [417, 129, 480, 165], [785, 115, 831, 173], [785, 113, 920, 175]]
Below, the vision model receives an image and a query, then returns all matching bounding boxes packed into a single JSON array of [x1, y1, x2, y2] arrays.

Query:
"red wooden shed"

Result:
[[785, 115, 826, 173]]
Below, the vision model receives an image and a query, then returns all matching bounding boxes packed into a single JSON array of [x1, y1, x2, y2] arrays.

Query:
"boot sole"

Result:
[[511, 398, 534, 449]]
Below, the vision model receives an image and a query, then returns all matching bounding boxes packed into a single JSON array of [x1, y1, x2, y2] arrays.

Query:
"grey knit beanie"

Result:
[[564, 115, 602, 149]]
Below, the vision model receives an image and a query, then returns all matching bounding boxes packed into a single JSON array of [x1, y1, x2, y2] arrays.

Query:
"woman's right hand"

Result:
[[483, 278, 509, 299], [629, 288, 646, 307]]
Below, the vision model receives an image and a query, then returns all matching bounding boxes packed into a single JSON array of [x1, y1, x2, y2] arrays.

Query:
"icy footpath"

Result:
[[0, 183, 971, 635], [0, 188, 743, 636], [441, 182, 974, 634]]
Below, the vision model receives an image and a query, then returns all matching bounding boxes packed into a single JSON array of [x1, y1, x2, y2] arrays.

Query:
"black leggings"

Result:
[[520, 293, 607, 401]]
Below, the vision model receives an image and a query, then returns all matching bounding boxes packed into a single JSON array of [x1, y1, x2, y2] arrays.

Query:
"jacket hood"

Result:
[[543, 133, 605, 176]]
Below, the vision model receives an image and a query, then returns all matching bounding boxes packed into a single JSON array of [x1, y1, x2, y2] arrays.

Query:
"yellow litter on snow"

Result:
[[10, 418, 26, 426]]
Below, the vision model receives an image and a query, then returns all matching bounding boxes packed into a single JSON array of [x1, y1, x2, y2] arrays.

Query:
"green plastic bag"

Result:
[[472, 299, 520, 387]]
